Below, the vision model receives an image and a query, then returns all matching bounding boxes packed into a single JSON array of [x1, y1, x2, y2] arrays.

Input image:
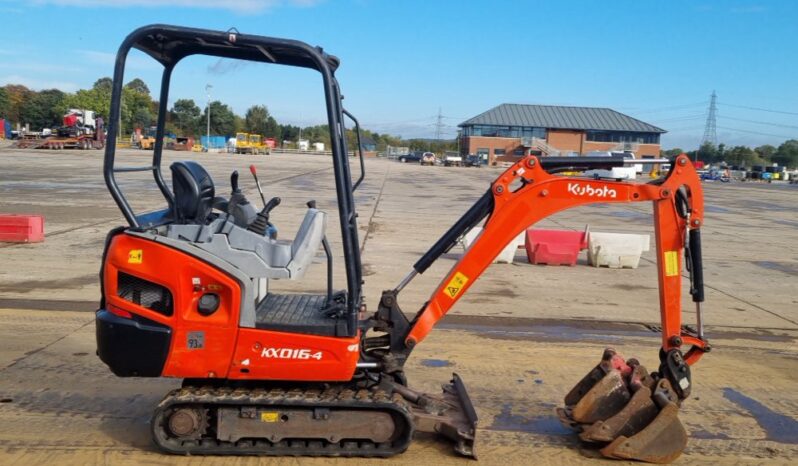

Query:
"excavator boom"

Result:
[[367, 154, 709, 462]]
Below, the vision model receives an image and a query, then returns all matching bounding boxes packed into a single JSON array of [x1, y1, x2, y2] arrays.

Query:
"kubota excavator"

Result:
[[96, 25, 710, 463]]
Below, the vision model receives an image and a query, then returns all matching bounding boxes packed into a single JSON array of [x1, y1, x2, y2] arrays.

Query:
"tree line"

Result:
[[662, 141, 798, 169], [0, 78, 460, 153]]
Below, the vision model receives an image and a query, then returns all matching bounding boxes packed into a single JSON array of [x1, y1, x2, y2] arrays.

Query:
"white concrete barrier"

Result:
[[462, 227, 525, 264], [588, 232, 650, 269]]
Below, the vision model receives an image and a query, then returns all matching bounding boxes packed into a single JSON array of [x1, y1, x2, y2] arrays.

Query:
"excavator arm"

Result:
[[367, 154, 710, 463], [405, 154, 709, 368]]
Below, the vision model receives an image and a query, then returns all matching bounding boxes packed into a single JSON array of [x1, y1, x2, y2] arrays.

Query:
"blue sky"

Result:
[[0, 0, 796, 149]]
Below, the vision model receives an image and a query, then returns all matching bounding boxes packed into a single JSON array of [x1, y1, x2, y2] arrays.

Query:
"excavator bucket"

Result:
[[600, 403, 687, 463], [559, 349, 688, 464]]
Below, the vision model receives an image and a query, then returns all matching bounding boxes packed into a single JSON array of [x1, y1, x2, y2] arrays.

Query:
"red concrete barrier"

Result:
[[524, 227, 588, 266], [0, 214, 45, 243]]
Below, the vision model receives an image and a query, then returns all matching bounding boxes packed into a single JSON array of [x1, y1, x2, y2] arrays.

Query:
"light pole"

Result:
[[205, 84, 212, 149]]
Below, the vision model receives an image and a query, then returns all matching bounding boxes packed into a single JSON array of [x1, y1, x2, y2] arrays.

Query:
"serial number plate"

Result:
[[187, 331, 204, 349]]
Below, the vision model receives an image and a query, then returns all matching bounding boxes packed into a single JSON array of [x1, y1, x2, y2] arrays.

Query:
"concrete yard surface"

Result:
[[0, 146, 797, 464]]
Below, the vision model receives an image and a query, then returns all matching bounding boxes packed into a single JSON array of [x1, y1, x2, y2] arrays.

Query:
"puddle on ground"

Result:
[[420, 359, 453, 368], [753, 261, 798, 276], [704, 205, 730, 213], [690, 429, 732, 440], [723, 387, 798, 444], [488, 403, 570, 435], [607, 210, 649, 220], [439, 322, 634, 344]]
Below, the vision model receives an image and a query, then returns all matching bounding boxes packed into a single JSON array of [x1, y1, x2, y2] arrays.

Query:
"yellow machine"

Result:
[[138, 126, 157, 150], [249, 134, 270, 154], [235, 132, 269, 154]]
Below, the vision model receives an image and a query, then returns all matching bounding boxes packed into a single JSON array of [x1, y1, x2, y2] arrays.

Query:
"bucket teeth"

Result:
[[600, 403, 687, 464], [559, 349, 688, 464]]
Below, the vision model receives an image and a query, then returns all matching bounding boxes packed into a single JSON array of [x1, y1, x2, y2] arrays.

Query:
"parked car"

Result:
[[421, 152, 436, 166], [443, 152, 463, 167], [583, 151, 638, 181], [465, 154, 482, 167], [397, 151, 423, 163]]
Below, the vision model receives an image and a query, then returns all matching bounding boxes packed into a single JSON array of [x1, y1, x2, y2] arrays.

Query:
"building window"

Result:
[[586, 131, 660, 144], [514, 149, 524, 156], [462, 125, 547, 139], [494, 148, 505, 155]]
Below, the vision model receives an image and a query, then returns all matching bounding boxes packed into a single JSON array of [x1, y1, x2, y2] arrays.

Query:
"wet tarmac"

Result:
[[1, 147, 797, 464]]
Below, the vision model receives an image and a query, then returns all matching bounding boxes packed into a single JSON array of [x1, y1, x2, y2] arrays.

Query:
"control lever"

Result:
[[231, 170, 240, 193], [249, 164, 268, 208], [248, 196, 281, 239]]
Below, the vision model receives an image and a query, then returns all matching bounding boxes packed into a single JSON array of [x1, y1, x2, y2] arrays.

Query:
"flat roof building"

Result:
[[459, 103, 665, 165]]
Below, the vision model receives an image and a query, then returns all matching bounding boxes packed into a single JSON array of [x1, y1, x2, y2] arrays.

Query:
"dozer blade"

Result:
[[600, 402, 687, 464], [394, 373, 478, 459]]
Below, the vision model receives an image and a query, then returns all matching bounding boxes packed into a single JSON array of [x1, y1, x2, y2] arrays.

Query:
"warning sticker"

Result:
[[664, 251, 679, 277], [128, 249, 143, 264], [261, 412, 279, 423], [444, 272, 469, 299]]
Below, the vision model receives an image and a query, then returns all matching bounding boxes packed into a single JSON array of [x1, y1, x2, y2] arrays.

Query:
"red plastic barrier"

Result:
[[525, 228, 588, 266], [0, 214, 45, 243]]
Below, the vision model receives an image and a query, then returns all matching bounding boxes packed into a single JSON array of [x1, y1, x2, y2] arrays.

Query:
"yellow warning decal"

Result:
[[260, 412, 279, 423], [444, 272, 469, 299], [128, 249, 143, 264], [664, 251, 679, 277]]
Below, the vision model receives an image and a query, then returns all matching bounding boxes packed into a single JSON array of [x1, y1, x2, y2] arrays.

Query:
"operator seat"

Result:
[[170, 161, 215, 224]]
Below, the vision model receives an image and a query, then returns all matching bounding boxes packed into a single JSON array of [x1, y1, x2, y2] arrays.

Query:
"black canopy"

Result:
[[125, 24, 340, 71]]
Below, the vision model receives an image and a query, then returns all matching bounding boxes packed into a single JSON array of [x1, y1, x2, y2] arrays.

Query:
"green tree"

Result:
[[130, 106, 154, 129], [773, 140, 798, 168], [19, 89, 66, 130], [203, 100, 236, 136], [724, 145, 757, 167], [170, 98, 201, 136], [755, 144, 777, 162], [93, 77, 113, 92], [279, 124, 300, 143], [122, 86, 154, 129], [244, 105, 279, 137], [0, 87, 9, 119], [661, 148, 683, 158], [2, 84, 33, 123], [697, 143, 717, 163], [124, 78, 150, 95]]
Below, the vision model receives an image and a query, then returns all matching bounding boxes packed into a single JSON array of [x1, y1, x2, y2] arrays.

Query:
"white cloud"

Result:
[[77, 50, 160, 70], [26, 0, 322, 13], [0, 74, 80, 91]]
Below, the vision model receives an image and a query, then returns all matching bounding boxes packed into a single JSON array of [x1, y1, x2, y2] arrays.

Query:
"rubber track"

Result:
[[151, 383, 414, 457]]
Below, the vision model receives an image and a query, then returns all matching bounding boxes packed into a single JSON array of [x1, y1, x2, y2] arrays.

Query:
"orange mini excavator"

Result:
[[96, 25, 710, 463]]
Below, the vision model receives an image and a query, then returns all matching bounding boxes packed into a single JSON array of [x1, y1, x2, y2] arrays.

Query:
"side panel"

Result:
[[103, 233, 241, 378], [230, 328, 359, 382]]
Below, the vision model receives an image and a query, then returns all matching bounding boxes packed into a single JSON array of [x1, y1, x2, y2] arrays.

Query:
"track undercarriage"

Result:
[[152, 374, 477, 458]]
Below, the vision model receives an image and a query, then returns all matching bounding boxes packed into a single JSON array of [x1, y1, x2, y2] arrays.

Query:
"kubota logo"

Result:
[[567, 182, 617, 198]]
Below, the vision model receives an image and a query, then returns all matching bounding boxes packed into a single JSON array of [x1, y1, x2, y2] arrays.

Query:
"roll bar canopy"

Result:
[[103, 24, 364, 331]]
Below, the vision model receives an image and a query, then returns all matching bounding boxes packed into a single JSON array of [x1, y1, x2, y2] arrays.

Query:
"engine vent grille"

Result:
[[117, 271, 173, 316]]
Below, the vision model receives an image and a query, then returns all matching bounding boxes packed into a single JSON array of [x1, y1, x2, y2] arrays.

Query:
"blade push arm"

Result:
[[403, 154, 709, 365]]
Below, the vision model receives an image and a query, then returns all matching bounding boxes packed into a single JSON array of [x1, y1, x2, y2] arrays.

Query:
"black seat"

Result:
[[170, 161, 215, 224]]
